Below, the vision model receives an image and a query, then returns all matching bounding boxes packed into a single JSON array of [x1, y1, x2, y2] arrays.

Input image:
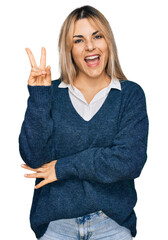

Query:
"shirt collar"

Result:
[[58, 78, 121, 91]]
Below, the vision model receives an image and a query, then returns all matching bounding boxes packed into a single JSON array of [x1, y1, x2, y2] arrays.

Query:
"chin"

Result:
[[84, 69, 105, 79]]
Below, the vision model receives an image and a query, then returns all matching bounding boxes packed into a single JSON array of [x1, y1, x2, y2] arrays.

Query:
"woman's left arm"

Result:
[[54, 84, 149, 184]]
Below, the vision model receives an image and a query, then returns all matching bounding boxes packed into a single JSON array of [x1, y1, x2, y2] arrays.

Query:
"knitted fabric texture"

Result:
[[18, 79, 149, 238]]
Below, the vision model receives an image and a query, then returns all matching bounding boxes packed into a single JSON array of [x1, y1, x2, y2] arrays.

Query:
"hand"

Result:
[[21, 160, 57, 189], [25, 47, 51, 86]]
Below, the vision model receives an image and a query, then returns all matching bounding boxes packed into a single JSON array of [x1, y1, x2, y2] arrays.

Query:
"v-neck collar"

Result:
[[58, 78, 121, 105], [63, 85, 121, 124]]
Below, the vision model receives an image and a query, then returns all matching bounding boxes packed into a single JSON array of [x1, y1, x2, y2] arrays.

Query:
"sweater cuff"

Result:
[[27, 84, 52, 106], [55, 155, 78, 181]]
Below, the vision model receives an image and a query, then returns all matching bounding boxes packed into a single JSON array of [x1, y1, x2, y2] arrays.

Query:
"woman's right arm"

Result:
[[18, 47, 54, 168]]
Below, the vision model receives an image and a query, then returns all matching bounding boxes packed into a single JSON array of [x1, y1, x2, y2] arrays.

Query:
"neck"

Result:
[[73, 72, 111, 92]]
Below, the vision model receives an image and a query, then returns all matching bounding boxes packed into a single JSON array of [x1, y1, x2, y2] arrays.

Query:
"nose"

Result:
[[85, 39, 95, 51]]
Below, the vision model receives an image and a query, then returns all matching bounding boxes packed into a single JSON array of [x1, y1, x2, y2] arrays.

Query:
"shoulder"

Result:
[[120, 79, 146, 98], [51, 78, 61, 87], [50, 78, 62, 93], [120, 79, 144, 92], [119, 79, 147, 110]]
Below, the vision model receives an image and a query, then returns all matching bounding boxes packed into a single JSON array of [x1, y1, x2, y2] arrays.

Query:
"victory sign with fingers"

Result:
[[25, 47, 51, 86]]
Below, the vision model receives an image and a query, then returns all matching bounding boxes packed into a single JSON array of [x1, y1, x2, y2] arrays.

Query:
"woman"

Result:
[[19, 5, 149, 240]]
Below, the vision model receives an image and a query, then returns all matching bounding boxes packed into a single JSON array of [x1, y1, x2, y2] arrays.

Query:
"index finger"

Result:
[[25, 48, 38, 68], [39, 47, 46, 70], [21, 164, 44, 172]]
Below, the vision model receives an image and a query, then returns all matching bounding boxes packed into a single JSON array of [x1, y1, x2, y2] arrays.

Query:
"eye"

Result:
[[94, 35, 103, 39], [74, 39, 83, 44]]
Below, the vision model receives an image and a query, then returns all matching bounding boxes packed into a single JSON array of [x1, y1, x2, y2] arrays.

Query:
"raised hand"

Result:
[[25, 47, 51, 86]]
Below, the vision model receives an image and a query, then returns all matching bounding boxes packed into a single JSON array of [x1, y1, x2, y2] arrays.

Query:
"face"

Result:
[[71, 18, 109, 79]]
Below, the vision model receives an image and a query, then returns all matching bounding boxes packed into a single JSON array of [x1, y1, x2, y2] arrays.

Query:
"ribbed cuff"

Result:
[[55, 155, 78, 181], [27, 84, 52, 106]]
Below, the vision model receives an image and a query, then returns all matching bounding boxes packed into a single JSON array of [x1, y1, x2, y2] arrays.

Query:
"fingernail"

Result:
[[24, 174, 28, 177], [42, 71, 46, 74]]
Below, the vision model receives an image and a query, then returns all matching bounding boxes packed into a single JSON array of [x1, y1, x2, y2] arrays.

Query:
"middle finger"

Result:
[[24, 172, 45, 178]]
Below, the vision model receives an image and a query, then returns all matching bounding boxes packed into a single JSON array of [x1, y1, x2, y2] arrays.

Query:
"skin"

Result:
[[21, 161, 57, 189], [25, 47, 51, 86], [72, 18, 111, 103], [21, 47, 57, 189], [22, 18, 111, 189]]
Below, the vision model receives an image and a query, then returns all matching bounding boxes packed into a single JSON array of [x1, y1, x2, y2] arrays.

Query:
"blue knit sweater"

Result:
[[18, 79, 149, 238]]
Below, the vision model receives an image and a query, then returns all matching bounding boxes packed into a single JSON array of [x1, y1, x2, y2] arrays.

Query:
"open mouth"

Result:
[[84, 54, 101, 67]]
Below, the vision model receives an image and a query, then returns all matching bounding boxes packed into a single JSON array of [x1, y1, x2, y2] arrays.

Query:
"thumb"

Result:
[[45, 65, 51, 83], [46, 65, 51, 77], [46, 65, 51, 72]]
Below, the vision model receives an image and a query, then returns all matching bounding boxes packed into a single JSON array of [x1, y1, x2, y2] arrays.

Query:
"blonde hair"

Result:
[[58, 5, 127, 88]]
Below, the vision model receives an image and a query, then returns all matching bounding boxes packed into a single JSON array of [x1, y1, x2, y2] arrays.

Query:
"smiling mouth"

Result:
[[84, 54, 101, 67]]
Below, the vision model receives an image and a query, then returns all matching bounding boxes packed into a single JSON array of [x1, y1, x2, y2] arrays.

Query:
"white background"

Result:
[[0, 0, 168, 239]]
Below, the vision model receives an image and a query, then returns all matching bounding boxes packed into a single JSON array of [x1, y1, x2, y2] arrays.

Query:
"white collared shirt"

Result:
[[58, 78, 121, 121]]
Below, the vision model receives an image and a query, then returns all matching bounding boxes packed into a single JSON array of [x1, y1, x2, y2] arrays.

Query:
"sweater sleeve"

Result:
[[55, 84, 149, 184], [18, 84, 54, 168]]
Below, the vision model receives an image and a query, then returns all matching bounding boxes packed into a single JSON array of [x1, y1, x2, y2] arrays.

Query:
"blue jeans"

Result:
[[38, 210, 133, 240]]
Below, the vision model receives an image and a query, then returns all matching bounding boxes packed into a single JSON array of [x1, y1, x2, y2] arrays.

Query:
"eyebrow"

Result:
[[73, 30, 99, 38]]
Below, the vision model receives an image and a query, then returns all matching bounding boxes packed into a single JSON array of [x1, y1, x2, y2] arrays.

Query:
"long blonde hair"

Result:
[[58, 5, 127, 87]]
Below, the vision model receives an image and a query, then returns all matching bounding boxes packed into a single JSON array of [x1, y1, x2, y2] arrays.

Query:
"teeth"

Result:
[[85, 55, 99, 60]]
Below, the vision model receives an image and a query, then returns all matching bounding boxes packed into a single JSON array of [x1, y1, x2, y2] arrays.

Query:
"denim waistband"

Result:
[[76, 210, 104, 221]]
